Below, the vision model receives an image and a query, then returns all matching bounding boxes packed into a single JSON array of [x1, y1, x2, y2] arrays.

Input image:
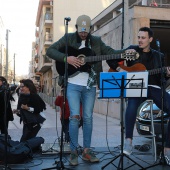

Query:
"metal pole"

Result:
[[5, 29, 10, 80], [121, 0, 124, 49], [13, 53, 16, 84], [123, 0, 129, 48], [0, 44, 3, 75]]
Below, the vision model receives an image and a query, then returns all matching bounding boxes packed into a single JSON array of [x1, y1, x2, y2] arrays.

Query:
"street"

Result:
[[5, 93, 169, 170], [9, 93, 146, 148]]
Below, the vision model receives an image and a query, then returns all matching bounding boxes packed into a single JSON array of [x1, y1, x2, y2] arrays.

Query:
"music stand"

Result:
[[99, 72, 148, 170]]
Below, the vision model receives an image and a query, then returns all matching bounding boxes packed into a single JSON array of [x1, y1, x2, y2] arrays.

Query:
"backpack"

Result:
[[0, 135, 44, 164]]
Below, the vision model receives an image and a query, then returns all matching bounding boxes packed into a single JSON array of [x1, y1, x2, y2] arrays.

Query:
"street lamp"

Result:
[[13, 53, 16, 84], [5, 29, 11, 80]]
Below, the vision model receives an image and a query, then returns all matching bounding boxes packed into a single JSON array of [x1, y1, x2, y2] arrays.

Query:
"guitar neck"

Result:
[[149, 67, 167, 75], [85, 54, 122, 62]]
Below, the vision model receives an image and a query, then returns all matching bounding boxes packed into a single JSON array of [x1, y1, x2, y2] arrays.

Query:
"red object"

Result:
[[150, 1, 158, 7], [55, 95, 82, 119], [118, 61, 124, 65]]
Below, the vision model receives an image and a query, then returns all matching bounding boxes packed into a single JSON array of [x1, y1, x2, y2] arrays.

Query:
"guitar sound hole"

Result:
[[77, 55, 85, 65]]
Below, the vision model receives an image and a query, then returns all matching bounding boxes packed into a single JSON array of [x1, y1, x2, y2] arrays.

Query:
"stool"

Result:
[[135, 99, 157, 161]]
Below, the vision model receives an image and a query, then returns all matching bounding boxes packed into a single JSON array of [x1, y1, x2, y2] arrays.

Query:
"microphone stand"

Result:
[[42, 17, 72, 170], [145, 40, 170, 169], [156, 40, 167, 165]]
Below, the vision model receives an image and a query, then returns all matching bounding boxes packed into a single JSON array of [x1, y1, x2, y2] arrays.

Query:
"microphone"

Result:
[[156, 39, 160, 48], [64, 17, 71, 21]]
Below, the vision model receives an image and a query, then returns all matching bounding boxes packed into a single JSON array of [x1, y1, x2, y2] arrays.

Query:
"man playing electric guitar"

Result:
[[107, 27, 170, 165]]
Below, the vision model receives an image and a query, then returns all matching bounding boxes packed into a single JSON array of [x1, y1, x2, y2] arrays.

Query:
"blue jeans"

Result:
[[67, 83, 96, 151], [125, 86, 170, 147]]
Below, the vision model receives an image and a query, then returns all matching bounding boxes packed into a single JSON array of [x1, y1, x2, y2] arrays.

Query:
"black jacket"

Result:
[[0, 87, 14, 121], [17, 93, 46, 124], [107, 45, 165, 87]]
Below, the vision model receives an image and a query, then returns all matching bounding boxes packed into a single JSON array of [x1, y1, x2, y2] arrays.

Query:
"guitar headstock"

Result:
[[121, 52, 139, 61]]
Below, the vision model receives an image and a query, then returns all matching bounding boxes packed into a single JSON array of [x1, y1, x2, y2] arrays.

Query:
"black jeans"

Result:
[[20, 123, 41, 142], [0, 119, 9, 134]]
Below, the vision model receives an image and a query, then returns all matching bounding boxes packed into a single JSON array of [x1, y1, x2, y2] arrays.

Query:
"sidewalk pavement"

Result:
[[4, 93, 169, 170], [8, 93, 149, 148]]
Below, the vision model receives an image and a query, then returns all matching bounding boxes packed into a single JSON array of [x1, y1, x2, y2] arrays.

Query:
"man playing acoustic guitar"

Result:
[[107, 27, 170, 165], [46, 14, 135, 166]]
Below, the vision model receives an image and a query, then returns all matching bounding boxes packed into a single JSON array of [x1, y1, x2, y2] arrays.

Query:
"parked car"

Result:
[[136, 88, 170, 142]]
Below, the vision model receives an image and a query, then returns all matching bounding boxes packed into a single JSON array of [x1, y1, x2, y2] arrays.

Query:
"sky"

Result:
[[0, 0, 39, 76]]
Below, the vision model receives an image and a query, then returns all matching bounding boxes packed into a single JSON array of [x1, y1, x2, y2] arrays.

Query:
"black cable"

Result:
[[105, 99, 117, 157]]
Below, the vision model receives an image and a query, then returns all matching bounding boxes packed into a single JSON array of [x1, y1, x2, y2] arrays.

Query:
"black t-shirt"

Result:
[[140, 51, 161, 87]]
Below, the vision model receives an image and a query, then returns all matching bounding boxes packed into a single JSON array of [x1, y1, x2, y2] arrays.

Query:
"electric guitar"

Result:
[[55, 46, 139, 76], [109, 63, 168, 75]]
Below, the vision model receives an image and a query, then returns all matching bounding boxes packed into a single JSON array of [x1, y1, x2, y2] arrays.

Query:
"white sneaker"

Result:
[[123, 140, 133, 155]]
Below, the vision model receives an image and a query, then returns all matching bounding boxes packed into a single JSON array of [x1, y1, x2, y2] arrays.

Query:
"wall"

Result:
[[92, 5, 170, 119]]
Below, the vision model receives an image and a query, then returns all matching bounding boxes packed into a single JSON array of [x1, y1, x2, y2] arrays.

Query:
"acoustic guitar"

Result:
[[55, 46, 139, 76], [109, 63, 167, 75]]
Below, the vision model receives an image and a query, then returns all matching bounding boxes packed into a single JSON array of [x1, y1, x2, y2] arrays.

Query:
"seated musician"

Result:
[[107, 27, 170, 165]]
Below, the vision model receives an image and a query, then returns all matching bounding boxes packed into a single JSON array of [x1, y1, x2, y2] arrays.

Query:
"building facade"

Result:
[[91, 0, 170, 118], [30, 0, 170, 117]]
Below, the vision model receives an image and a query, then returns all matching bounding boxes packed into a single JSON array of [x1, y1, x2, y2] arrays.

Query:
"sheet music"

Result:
[[99, 71, 148, 98]]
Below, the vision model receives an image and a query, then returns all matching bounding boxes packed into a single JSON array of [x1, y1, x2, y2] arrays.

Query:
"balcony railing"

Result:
[[44, 33, 53, 42], [34, 67, 39, 73], [43, 55, 52, 63], [44, 12, 53, 21]]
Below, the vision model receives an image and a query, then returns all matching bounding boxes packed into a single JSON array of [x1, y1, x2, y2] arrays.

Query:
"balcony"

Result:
[[44, 33, 53, 45], [43, 55, 52, 63], [35, 54, 39, 63], [39, 55, 52, 73], [44, 12, 53, 25], [91, 0, 170, 31], [34, 67, 39, 73]]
